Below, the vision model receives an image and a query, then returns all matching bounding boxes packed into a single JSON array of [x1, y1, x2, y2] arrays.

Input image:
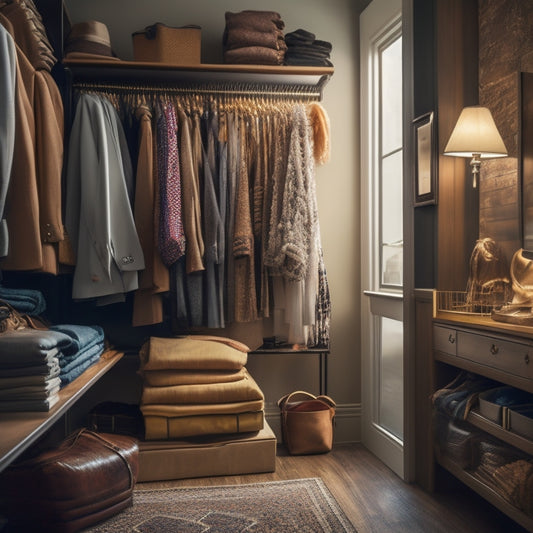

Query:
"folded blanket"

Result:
[[0, 377, 61, 400], [139, 336, 249, 371], [0, 357, 60, 378], [284, 28, 315, 46], [223, 46, 285, 65], [143, 411, 264, 440], [141, 367, 247, 387], [284, 56, 333, 67], [60, 351, 101, 386], [224, 10, 285, 33], [0, 329, 73, 366], [60, 342, 104, 373], [223, 28, 286, 51], [141, 369, 264, 405], [50, 324, 104, 356], [140, 399, 264, 417], [0, 394, 59, 412], [0, 367, 60, 387], [0, 287, 46, 316]]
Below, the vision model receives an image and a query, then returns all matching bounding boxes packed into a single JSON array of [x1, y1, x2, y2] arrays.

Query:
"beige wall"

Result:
[[65, 0, 361, 441]]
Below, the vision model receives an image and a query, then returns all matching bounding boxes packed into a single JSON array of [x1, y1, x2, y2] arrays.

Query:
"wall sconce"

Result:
[[443, 105, 507, 188]]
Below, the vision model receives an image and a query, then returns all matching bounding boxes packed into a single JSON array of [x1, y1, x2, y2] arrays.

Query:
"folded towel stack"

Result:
[[223, 10, 287, 65], [284, 28, 333, 67], [0, 324, 105, 412], [139, 335, 265, 439]]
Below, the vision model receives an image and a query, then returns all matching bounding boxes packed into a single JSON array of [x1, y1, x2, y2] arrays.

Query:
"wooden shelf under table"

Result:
[[0, 349, 124, 473]]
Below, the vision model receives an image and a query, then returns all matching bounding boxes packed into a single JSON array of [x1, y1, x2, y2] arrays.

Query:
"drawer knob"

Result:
[[526, 354, 530, 365], [448, 334, 455, 344], [490, 344, 499, 355]]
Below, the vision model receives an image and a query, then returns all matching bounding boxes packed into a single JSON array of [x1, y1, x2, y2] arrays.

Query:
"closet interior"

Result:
[[0, 0, 335, 487]]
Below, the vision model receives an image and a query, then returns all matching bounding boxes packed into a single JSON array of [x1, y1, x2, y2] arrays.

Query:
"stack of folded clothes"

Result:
[[223, 10, 287, 65], [0, 324, 105, 412], [0, 329, 72, 412], [284, 28, 333, 67], [139, 335, 265, 439], [50, 324, 105, 386]]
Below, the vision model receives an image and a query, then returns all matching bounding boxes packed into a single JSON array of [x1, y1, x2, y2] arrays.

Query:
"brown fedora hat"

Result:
[[64, 20, 120, 60]]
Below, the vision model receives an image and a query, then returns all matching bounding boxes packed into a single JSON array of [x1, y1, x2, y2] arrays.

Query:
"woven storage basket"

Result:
[[132, 23, 201, 65]]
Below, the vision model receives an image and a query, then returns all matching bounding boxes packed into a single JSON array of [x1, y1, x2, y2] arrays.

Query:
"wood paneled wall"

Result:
[[478, 0, 533, 262], [436, 0, 479, 291]]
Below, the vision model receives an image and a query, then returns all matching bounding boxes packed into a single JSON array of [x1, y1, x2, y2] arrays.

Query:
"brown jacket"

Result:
[[0, 8, 63, 274], [132, 105, 169, 326]]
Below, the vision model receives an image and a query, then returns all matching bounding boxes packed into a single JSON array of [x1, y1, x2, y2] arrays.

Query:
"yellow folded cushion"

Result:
[[141, 369, 264, 405], [139, 335, 249, 371], [143, 411, 264, 440], [141, 367, 247, 387], [140, 399, 265, 417]]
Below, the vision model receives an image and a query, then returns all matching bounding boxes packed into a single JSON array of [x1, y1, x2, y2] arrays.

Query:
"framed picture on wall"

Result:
[[413, 111, 437, 206]]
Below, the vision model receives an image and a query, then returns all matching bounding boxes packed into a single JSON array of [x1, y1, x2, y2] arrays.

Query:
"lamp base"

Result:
[[470, 153, 481, 188]]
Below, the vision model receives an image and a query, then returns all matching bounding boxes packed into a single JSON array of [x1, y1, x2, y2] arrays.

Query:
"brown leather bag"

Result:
[[0, 428, 139, 532], [278, 390, 336, 455]]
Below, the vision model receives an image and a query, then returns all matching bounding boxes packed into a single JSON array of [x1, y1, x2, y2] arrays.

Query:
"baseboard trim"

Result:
[[265, 403, 361, 444]]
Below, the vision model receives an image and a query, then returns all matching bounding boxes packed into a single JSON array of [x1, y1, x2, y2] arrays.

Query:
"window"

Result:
[[379, 34, 403, 290]]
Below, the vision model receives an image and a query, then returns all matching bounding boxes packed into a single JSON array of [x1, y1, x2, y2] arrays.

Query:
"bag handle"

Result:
[[277, 390, 336, 410]]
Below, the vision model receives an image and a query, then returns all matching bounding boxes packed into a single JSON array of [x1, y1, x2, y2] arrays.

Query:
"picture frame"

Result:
[[413, 111, 437, 206]]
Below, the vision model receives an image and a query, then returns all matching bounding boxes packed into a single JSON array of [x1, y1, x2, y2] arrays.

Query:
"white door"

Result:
[[360, 0, 404, 478]]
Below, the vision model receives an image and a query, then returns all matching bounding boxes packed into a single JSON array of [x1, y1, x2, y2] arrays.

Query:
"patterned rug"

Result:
[[86, 478, 356, 532]]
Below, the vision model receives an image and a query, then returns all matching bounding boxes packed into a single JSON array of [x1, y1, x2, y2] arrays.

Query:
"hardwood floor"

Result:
[[138, 443, 528, 533]]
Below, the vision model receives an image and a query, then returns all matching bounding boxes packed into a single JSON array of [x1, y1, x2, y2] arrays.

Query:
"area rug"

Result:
[[85, 477, 356, 532]]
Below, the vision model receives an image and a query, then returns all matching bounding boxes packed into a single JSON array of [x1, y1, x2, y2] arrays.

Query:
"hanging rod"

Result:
[[72, 81, 322, 100]]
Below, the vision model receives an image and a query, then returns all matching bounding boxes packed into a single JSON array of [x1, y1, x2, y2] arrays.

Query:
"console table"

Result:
[[433, 313, 533, 532]]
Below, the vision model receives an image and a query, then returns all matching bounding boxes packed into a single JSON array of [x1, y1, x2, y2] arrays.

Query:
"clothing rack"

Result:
[[71, 81, 323, 101]]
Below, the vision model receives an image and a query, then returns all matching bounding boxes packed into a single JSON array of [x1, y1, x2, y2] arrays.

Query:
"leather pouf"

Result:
[[0, 428, 139, 532]]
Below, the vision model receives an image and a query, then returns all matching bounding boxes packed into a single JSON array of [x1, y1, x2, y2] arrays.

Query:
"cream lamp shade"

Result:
[[444, 105, 507, 187]]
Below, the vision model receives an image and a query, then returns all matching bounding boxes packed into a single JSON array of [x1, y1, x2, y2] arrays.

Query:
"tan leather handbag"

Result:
[[278, 390, 336, 455]]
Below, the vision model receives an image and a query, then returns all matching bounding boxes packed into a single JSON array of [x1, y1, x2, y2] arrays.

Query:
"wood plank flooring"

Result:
[[138, 443, 528, 533]]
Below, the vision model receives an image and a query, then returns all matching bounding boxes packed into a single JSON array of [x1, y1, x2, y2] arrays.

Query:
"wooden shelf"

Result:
[[437, 454, 533, 532], [467, 409, 533, 456], [0, 349, 124, 473], [434, 350, 533, 394], [62, 59, 334, 96], [434, 311, 533, 342]]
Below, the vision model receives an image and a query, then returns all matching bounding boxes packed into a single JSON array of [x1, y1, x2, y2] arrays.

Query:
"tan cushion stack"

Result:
[[139, 335, 265, 439]]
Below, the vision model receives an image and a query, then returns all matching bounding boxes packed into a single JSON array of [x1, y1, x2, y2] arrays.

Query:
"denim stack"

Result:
[[0, 317, 105, 411], [50, 324, 105, 386]]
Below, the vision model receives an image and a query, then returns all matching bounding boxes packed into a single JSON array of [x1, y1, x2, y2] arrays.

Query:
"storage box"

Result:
[[132, 23, 201, 65], [508, 404, 533, 439], [478, 386, 533, 426], [137, 421, 276, 482]]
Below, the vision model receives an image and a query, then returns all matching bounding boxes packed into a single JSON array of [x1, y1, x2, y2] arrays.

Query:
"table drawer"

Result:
[[434, 326, 457, 356], [457, 331, 533, 379]]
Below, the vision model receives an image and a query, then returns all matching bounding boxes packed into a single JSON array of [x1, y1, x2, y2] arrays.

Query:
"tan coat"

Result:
[[0, 9, 63, 274], [132, 105, 169, 326]]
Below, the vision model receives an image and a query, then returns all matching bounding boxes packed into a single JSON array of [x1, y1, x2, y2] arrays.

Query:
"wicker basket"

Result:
[[132, 23, 201, 65]]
